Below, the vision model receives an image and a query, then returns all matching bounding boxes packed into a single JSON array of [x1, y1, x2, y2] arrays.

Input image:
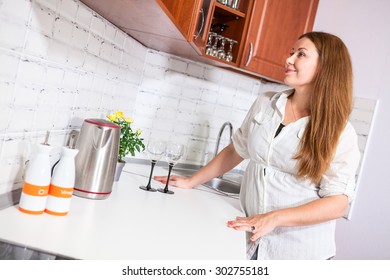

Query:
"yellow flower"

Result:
[[107, 111, 145, 161], [115, 111, 124, 119], [108, 114, 117, 122]]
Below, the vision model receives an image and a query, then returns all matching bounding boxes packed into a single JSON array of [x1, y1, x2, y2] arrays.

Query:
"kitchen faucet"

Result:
[[214, 122, 233, 179], [214, 121, 233, 158]]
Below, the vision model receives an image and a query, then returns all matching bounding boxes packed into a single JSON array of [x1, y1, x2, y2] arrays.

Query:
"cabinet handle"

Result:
[[194, 8, 204, 39], [245, 43, 253, 66]]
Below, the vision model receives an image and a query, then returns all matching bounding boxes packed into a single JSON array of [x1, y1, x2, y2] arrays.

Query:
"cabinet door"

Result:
[[192, 0, 212, 54], [241, 0, 319, 82], [159, 0, 211, 54]]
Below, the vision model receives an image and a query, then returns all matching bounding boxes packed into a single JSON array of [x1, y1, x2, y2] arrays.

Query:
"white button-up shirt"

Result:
[[232, 90, 361, 259]]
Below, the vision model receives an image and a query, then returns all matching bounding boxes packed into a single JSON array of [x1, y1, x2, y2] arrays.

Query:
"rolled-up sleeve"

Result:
[[319, 122, 361, 202]]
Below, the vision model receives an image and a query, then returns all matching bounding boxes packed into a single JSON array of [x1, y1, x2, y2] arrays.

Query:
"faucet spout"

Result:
[[214, 121, 233, 158]]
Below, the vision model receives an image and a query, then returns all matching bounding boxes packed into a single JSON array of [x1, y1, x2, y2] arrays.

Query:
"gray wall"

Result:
[[314, 0, 390, 259]]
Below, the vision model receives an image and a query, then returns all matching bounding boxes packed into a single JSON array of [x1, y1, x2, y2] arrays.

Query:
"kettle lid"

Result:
[[85, 119, 120, 129]]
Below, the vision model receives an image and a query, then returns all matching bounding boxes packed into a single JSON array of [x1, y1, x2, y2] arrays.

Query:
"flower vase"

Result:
[[114, 161, 126, 181]]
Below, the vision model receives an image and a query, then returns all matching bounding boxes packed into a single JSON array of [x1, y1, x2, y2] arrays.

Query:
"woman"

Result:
[[155, 32, 361, 260]]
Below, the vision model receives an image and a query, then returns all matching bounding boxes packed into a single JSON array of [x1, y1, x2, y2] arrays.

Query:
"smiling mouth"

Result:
[[285, 68, 296, 74]]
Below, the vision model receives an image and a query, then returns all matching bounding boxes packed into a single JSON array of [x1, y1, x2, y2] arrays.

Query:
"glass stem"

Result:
[[146, 160, 157, 190], [164, 163, 174, 193]]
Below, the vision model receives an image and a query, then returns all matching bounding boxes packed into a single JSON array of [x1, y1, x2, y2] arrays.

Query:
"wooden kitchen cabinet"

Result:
[[79, 0, 318, 83], [240, 0, 319, 82], [160, 0, 319, 82], [159, 0, 212, 55]]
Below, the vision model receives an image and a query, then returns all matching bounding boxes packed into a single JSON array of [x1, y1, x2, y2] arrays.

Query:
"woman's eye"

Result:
[[289, 51, 305, 57]]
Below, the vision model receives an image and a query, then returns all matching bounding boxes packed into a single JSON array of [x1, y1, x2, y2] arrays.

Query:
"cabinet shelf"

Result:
[[214, 2, 246, 18], [204, 55, 238, 67]]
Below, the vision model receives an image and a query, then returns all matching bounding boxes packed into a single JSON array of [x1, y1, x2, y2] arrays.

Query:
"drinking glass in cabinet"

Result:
[[225, 39, 237, 62], [139, 140, 166, 192], [211, 35, 220, 57], [217, 0, 228, 5], [217, 36, 227, 60], [205, 32, 217, 56], [230, 0, 240, 10], [157, 142, 184, 195]]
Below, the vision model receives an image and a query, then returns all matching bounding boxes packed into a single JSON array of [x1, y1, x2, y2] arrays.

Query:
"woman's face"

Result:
[[284, 37, 319, 91]]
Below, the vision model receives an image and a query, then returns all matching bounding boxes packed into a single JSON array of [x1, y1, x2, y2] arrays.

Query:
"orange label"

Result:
[[48, 184, 74, 198], [19, 207, 44, 215], [22, 182, 49, 196], [44, 209, 68, 216]]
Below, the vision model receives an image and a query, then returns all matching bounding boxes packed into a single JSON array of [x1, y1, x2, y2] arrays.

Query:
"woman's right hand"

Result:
[[153, 144, 243, 190], [153, 175, 195, 189]]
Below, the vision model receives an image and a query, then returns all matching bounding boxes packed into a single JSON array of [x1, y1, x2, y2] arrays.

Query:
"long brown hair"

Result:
[[294, 32, 353, 183]]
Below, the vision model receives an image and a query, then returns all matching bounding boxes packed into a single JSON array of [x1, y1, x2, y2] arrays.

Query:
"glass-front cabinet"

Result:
[[193, 0, 213, 54], [203, 0, 253, 65], [79, 0, 319, 83]]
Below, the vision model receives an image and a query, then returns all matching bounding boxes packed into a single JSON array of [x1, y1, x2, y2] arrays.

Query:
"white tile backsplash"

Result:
[[71, 26, 89, 50], [30, 4, 55, 36], [0, 20, 27, 51], [1, 0, 31, 21], [13, 85, 39, 109], [47, 39, 69, 63], [86, 33, 101, 55], [58, 0, 78, 20], [53, 17, 74, 43], [0, 0, 376, 202], [25, 31, 50, 57], [36, 0, 59, 12], [90, 13, 105, 37], [18, 59, 45, 84], [0, 53, 18, 79], [0, 108, 10, 132]]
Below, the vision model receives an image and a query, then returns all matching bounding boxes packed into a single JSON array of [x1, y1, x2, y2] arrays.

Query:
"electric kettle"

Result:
[[73, 119, 120, 200]]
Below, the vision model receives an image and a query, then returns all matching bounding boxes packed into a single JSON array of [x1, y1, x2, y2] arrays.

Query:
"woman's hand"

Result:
[[227, 195, 349, 242], [153, 144, 243, 191], [153, 175, 195, 189], [227, 212, 279, 242]]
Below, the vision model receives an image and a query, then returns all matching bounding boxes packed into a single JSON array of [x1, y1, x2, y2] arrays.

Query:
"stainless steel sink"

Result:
[[171, 166, 241, 195], [203, 177, 240, 195]]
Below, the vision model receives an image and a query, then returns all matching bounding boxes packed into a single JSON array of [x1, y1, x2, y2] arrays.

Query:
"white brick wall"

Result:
[[0, 0, 146, 195], [133, 51, 275, 166], [0, 0, 376, 204]]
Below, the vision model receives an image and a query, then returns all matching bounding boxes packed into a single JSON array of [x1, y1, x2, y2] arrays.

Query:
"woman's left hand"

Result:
[[227, 212, 278, 242]]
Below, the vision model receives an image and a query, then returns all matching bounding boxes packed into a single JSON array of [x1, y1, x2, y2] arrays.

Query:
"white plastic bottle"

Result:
[[45, 147, 78, 216], [19, 144, 52, 215]]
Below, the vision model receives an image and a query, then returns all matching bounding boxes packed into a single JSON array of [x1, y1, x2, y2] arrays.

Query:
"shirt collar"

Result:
[[272, 88, 295, 118]]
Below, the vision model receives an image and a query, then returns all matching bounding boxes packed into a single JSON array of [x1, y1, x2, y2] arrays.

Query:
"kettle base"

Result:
[[73, 189, 111, 200]]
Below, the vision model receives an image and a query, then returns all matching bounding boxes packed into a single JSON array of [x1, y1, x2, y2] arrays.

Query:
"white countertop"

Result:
[[0, 163, 246, 259]]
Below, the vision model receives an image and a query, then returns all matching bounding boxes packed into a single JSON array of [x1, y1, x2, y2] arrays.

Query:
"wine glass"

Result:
[[225, 39, 237, 62], [217, 36, 227, 60], [211, 35, 220, 57], [139, 140, 166, 192], [205, 32, 217, 56], [157, 142, 184, 195]]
